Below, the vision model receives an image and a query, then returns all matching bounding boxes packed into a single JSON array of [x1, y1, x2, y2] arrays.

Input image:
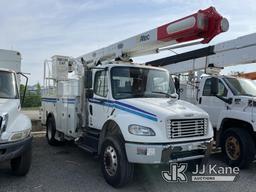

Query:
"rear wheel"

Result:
[[11, 145, 32, 176], [100, 136, 134, 188], [222, 128, 255, 168], [46, 116, 63, 146]]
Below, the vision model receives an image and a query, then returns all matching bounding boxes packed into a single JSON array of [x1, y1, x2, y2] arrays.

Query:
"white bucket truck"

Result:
[[41, 7, 228, 187], [0, 49, 32, 175], [147, 33, 256, 168]]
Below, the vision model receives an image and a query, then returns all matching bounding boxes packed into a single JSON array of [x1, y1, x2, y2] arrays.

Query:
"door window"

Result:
[[203, 79, 227, 97], [94, 71, 108, 97]]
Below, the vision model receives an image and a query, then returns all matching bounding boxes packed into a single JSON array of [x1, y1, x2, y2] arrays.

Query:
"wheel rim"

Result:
[[225, 136, 240, 160], [103, 145, 118, 176], [47, 122, 52, 140]]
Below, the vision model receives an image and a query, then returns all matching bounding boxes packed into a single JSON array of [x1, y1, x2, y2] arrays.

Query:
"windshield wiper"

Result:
[[238, 93, 254, 97], [152, 91, 177, 98]]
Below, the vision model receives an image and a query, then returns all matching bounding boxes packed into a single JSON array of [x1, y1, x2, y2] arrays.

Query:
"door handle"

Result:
[[199, 97, 202, 104], [89, 105, 93, 115]]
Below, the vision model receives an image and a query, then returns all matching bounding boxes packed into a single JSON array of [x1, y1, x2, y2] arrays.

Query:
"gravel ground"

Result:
[[0, 134, 256, 192]]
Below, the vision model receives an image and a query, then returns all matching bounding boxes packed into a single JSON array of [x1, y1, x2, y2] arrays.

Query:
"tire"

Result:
[[11, 145, 32, 176], [100, 136, 134, 188], [222, 128, 255, 168], [46, 116, 63, 146]]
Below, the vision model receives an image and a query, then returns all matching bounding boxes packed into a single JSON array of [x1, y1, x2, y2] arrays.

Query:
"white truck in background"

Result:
[[40, 7, 228, 187], [0, 49, 32, 175], [146, 33, 256, 168]]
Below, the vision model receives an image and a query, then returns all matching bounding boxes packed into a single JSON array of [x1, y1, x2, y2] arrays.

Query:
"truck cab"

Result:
[[89, 64, 213, 144], [0, 50, 32, 176], [196, 75, 256, 168]]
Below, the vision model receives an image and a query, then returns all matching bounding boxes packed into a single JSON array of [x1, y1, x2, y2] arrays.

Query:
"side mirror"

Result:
[[84, 70, 92, 89], [210, 77, 218, 96], [86, 89, 93, 99], [170, 93, 178, 99], [17, 72, 29, 106], [174, 77, 180, 92]]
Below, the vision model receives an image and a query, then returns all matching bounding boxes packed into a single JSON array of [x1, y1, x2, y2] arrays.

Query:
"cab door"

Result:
[[198, 77, 229, 128], [88, 70, 110, 130]]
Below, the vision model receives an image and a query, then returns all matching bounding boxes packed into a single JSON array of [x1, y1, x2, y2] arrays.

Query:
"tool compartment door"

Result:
[[56, 98, 68, 134], [66, 98, 77, 136]]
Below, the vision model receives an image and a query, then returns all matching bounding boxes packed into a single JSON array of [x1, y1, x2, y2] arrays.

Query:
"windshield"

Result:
[[224, 77, 256, 96], [0, 71, 18, 99], [111, 66, 175, 99]]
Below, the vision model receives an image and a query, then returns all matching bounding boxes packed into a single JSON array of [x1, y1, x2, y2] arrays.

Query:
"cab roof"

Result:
[[96, 62, 168, 72]]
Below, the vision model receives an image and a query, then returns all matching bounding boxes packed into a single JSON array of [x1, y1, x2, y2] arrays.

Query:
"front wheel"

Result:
[[100, 136, 134, 188], [11, 145, 32, 176], [46, 116, 63, 146], [222, 128, 255, 168]]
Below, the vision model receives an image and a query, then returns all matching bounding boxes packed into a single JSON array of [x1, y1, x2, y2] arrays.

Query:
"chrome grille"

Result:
[[167, 118, 207, 139]]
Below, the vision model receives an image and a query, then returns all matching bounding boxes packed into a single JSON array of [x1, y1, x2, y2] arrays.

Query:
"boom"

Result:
[[78, 7, 228, 67], [146, 33, 256, 74], [234, 71, 256, 80]]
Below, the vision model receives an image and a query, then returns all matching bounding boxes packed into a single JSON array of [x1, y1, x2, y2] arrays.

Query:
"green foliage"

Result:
[[20, 83, 41, 108]]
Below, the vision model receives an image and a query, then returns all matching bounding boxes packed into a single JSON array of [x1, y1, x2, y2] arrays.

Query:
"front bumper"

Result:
[[125, 138, 213, 164], [0, 136, 32, 162]]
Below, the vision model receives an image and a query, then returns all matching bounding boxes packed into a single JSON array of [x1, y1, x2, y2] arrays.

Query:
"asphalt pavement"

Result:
[[0, 134, 256, 192]]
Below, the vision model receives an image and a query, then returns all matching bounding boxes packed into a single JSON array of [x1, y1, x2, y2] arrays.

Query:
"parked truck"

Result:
[[40, 7, 228, 187], [0, 49, 32, 175], [146, 32, 256, 168]]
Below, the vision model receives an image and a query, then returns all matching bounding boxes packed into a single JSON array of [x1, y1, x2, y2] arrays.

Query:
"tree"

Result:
[[20, 83, 42, 108], [36, 83, 41, 95]]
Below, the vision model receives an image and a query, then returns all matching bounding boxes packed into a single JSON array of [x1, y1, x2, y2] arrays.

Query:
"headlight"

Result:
[[128, 124, 155, 136], [9, 129, 31, 141], [0, 113, 8, 134]]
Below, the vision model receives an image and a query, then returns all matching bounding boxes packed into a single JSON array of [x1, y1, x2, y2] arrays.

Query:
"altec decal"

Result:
[[139, 34, 150, 42], [88, 98, 157, 122]]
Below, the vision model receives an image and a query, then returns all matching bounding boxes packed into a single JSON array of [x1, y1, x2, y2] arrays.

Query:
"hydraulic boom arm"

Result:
[[78, 7, 228, 67], [146, 33, 256, 74], [235, 72, 256, 80]]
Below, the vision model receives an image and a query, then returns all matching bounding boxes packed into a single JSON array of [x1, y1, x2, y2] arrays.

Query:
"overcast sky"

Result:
[[1, 0, 256, 85]]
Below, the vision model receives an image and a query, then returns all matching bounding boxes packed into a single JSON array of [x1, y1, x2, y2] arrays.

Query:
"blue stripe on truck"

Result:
[[88, 98, 157, 122], [41, 98, 76, 104], [42, 97, 158, 122]]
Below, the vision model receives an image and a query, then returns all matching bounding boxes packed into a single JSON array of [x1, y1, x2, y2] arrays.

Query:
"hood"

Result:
[[120, 98, 208, 120], [231, 95, 256, 108], [0, 99, 20, 127], [0, 99, 19, 111]]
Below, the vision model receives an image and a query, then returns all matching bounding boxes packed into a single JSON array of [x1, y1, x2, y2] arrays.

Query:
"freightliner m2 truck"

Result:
[[0, 49, 32, 175], [40, 7, 228, 187]]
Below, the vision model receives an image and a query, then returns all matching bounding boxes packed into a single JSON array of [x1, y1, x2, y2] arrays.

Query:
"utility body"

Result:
[[0, 49, 32, 176], [146, 32, 256, 168], [41, 7, 228, 187]]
